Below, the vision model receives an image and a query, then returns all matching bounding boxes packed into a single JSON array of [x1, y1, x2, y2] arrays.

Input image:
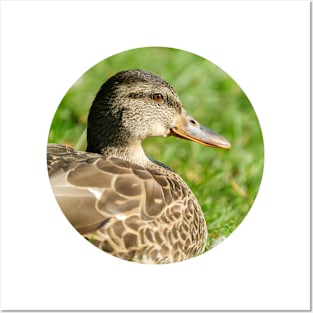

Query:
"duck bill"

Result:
[[171, 114, 231, 149]]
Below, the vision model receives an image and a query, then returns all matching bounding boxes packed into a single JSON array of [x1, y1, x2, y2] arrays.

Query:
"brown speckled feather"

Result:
[[48, 144, 207, 264]]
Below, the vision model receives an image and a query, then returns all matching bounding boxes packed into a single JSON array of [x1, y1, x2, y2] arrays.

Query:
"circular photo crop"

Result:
[[47, 47, 264, 264]]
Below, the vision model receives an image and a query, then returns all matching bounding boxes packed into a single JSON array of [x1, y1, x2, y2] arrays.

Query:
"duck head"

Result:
[[86, 70, 230, 164]]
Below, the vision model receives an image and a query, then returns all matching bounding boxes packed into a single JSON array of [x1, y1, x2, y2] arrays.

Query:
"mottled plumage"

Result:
[[47, 70, 230, 264]]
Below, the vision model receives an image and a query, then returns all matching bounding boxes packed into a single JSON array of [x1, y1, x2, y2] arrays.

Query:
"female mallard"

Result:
[[47, 69, 231, 264]]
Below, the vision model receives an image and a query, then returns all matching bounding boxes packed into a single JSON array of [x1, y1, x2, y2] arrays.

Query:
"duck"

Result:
[[47, 69, 231, 264]]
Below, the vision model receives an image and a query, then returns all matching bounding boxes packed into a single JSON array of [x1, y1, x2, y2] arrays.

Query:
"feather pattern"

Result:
[[48, 144, 207, 263]]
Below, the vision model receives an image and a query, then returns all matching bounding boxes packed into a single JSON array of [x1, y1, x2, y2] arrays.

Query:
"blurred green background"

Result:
[[48, 47, 264, 250]]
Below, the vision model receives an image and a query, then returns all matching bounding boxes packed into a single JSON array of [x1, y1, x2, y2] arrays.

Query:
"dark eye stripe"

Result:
[[128, 92, 181, 113]]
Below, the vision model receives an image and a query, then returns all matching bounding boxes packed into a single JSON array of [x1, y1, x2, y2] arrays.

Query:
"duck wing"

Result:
[[47, 144, 207, 263], [47, 144, 178, 234]]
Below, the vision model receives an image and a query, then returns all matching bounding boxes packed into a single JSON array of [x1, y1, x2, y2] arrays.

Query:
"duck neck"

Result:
[[100, 141, 152, 168]]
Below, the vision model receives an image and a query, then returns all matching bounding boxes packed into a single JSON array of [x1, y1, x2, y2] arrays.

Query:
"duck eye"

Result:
[[152, 93, 163, 103]]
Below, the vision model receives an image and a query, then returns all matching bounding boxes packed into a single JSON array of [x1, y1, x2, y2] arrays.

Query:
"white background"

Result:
[[0, 1, 310, 311]]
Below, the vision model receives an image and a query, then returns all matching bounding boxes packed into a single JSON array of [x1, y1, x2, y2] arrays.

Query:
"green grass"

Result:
[[48, 47, 264, 251]]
